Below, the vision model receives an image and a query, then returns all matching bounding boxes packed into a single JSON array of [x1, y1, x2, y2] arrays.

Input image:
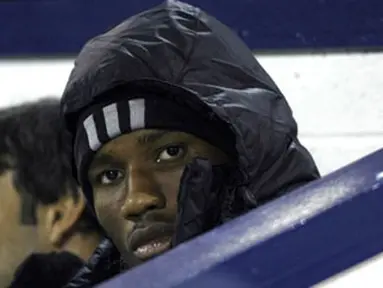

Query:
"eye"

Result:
[[156, 145, 186, 163], [98, 169, 124, 185]]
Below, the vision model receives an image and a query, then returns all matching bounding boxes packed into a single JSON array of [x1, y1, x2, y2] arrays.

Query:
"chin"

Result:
[[119, 248, 143, 268]]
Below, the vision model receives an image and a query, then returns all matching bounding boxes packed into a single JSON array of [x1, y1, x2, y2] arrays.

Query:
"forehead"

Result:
[[90, 129, 191, 164], [0, 170, 16, 192], [100, 129, 166, 152], [0, 170, 21, 218], [99, 129, 179, 152]]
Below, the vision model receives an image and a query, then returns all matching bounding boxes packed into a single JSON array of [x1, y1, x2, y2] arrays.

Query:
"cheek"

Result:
[[93, 188, 133, 246], [93, 184, 126, 223], [156, 168, 184, 210], [94, 193, 121, 231]]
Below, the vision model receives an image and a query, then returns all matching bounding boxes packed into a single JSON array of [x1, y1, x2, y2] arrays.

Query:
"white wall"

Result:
[[315, 250, 383, 287], [259, 52, 383, 175], [0, 52, 382, 175]]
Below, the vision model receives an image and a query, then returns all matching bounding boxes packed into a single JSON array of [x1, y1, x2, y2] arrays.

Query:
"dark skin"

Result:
[[88, 129, 228, 267], [0, 166, 98, 287], [0, 170, 39, 287]]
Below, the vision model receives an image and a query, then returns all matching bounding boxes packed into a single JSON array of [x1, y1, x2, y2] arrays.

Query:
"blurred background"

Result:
[[0, 0, 382, 176]]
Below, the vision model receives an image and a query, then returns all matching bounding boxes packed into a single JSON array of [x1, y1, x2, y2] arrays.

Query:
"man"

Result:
[[61, 0, 320, 286], [0, 98, 103, 287]]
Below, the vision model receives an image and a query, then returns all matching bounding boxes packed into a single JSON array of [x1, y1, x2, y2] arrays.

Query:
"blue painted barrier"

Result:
[[1, 0, 383, 56], [98, 148, 383, 288]]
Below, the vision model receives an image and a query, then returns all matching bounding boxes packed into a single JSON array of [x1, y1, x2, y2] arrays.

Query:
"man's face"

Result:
[[88, 129, 227, 266], [0, 170, 40, 287]]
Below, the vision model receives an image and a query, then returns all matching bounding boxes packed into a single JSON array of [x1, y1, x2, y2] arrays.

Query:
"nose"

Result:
[[120, 168, 164, 219]]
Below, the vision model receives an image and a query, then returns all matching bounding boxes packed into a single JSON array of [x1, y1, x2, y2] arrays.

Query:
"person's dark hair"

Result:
[[0, 98, 101, 233]]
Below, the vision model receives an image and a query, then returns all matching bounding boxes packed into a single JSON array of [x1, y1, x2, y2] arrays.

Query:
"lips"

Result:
[[128, 224, 174, 261]]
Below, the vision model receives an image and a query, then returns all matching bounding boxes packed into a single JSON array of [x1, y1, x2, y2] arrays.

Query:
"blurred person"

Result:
[[0, 99, 103, 287], [61, 1, 320, 286]]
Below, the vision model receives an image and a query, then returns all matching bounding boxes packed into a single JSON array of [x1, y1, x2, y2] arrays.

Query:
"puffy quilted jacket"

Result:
[[62, 1, 320, 286]]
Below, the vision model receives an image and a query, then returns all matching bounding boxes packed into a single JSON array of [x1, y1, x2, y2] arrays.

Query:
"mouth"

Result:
[[128, 224, 174, 261]]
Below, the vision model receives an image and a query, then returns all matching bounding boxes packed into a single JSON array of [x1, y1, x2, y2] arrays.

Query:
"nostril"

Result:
[[126, 214, 141, 223], [147, 204, 158, 211], [125, 203, 160, 218], [124, 204, 160, 222]]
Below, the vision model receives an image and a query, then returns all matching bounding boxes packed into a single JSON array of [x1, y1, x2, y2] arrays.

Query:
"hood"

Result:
[[61, 0, 319, 206]]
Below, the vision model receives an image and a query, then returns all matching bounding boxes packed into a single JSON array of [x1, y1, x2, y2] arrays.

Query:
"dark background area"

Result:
[[1, 0, 383, 57]]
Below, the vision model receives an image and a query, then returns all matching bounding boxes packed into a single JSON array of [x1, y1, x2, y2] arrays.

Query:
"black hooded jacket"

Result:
[[9, 252, 84, 288], [61, 1, 320, 286]]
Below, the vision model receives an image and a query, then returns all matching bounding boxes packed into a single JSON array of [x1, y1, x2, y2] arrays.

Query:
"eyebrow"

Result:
[[136, 131, 171, 145]]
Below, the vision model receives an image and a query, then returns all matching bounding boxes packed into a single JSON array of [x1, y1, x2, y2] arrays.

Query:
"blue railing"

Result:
[[98, 148, 383, 288]]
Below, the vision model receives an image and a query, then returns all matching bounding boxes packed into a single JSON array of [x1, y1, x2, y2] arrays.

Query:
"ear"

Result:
[[44, 191, 86, 248]]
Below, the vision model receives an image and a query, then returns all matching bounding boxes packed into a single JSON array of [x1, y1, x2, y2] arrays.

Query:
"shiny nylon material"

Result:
[[61, 0, 319, 207]]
